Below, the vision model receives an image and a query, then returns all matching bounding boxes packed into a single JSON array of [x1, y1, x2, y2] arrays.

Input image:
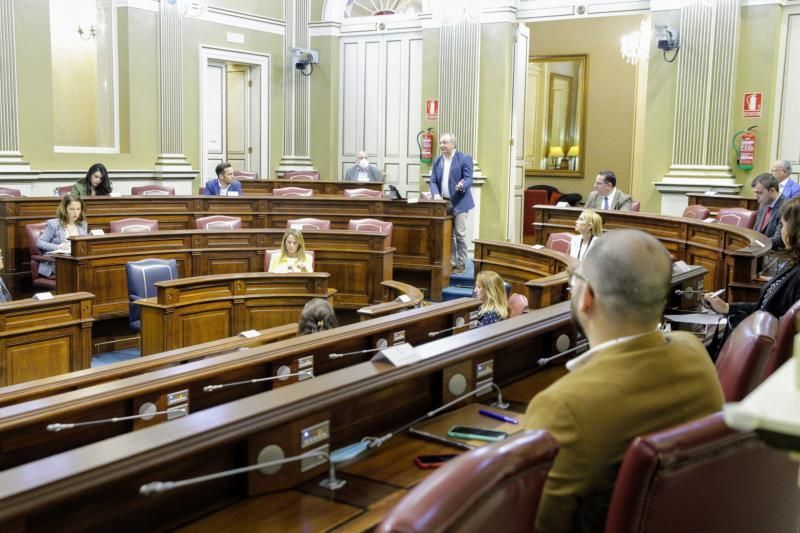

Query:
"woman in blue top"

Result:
[[474, 270, 509, 327]]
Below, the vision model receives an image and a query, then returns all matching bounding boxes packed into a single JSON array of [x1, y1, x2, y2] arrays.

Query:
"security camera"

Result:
[[655, 25, 679, 52], [291, 48, 319, 72]]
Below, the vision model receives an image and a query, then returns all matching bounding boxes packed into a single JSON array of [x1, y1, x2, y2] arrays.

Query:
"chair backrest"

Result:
[[263, 249, 315, 271], [286, 218, 331, 231], [0, 186, 22, 197], [545, 232, 573, 254], [508, 293, 528, 317], [766, 299, 800, 379], [281, 171, 320, 181], [630, 200, 641, 212], [233, 170, 258, 180], [715, 310, 777, 401], [195, 215, 242, 230], [605, 412, 800, 533], [109, 218, 160, 234], [377, 430, 558, 533], [131, 185, 175, 196], [55, 185, 73, 197], [272, 186, 314, 197], [344, 188, 382, 198], [348, 218, 393, 247], [718, 207, 756, 229], [24, 222, 57, 288], [25, 223, 47, 257], [125, 258, 179, 300], [682, 205, 710, 220]]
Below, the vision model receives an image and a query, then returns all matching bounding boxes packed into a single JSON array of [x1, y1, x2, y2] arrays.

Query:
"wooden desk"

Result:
[[357, 280, 424, 320], [240, 179, 384, 195], [0, 298, 481, 470], [0, 303, 575, 530], [686, 193, 757, 215], [137, 273, 335, 355], [534, 206, 770, 298], [54, 228, 391, 319], [0, 292, 94, 386], [0, 195, 450, 300]]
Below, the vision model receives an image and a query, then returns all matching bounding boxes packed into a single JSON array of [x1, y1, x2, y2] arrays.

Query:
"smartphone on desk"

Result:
[[447, 425, 508, 442], [414, 454, 458, 469]]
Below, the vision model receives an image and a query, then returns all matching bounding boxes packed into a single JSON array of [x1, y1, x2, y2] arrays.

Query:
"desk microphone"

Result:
[[329, 346, 386, 359], [46, 407, 188, 432], [674, 287, 701, 297], [536, 341, 588, 367], [428, 321, 476, 338], [203, 370, 313, 392]]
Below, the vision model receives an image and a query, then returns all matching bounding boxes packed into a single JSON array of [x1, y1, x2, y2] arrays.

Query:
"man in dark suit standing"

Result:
[[203, 162, 243, 196], [430, 133, 474, 274], [752, 172, 785, 248]]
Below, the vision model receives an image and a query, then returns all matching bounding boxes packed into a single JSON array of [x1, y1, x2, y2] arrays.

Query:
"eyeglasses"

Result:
[[566, 267, 592, 295]]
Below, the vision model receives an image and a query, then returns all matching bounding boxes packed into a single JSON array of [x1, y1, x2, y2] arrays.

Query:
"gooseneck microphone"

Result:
[[329, 346, 386, 359], [428, 321, 477, 338], [46, 407, 188, 432], [536, 340, 589, 367], [203, 370, 314, 392]]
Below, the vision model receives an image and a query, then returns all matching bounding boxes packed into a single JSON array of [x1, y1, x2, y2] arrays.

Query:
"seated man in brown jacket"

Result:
[[524, 230, 724, 532]]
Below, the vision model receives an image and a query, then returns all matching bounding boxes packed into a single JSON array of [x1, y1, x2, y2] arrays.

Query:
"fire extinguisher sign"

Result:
[[743, 92, 762, 118], [426, 99, 439, 120]]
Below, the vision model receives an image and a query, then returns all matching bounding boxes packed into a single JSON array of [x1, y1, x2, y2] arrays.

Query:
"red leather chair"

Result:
[[630, 200, 641, 212], [348, 218, 393, 247], [233, 170, 258, 180], [281, 171, 320, 181], [764, 299, 800, 379], [25, 223, 56, 290], [0, 186, 22, 197], [715, 311, 777, 401], [109, 218, 160, 233], [286, 218, 331, 230], [682, 205, 711, 220], [605, 412, 800, 533], [377, 430, 559, 533], [55, 185, 73, 197], [263, 249, 315, 272], [343, 188, 382, 198], [718, 207, 756, 229], [545, 232, 573, 255], [508, 293, 528, 317], [272, 186, 313, 197], [131, 185, 175, 196], [195, 215, 242, 230]]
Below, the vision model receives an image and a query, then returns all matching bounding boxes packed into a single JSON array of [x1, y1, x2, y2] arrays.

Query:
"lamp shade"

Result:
[[548, 146, 565, 158], [567, 145, 580, 157]]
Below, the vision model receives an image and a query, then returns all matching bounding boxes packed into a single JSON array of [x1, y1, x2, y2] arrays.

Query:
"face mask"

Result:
[[358, 159, 369, 170]]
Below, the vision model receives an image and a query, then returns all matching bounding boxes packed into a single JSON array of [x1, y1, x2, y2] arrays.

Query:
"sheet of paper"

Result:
[[664, 313, 727, 325]]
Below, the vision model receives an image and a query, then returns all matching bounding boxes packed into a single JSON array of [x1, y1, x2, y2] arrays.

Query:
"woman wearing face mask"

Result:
[[474, 270, 510, 327], [37, 193, 89, 278], [268, 229, 314, 273], [71, 163, 113, 196], [344, 151, 382, 182], [569, 210, 603, 260]]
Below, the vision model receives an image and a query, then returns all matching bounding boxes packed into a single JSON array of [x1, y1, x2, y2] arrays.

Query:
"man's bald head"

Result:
[[580, 230, 672, 326]]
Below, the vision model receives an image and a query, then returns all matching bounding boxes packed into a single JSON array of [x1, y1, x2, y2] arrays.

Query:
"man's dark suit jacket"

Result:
[[754, 194, 785, 248]]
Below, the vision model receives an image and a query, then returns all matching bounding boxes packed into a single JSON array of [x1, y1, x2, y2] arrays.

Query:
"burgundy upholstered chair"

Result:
[[348, 218, 393, 247], [286, 218, 331, 231], [281, 171, 320, 181], [764, 299, 800, 379], [272, 186, 314, 197], [55, 185, 73, 197], [131, 185, 175, 196], [343, 188, 382, 198], [605, 412, 800, 533], [0, 186, 22, 197], [25, 223, 56, 291], [263, 249, 315, 272], [682, 205, 711, 220], [195, 215, 242, 230], [508, 293, 529, 317], [630, 200, 641, 212], [109, 218, 160, 233], [718, 207, 757, 229], [233, 170, 258, 180], [715, 310, 777, 401], [377, 430, 559, 533], [545, 232, 574, 255]]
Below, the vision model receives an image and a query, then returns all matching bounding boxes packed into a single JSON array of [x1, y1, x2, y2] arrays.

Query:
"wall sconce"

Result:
[[167, 0, 208, 18], [548, 146, 565, 170], [77, 24, 96, 41], [567, 145, 580, 170], [620, 19, 652, 65]]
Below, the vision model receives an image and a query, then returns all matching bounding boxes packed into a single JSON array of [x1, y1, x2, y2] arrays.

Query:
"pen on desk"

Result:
[[479, 409, 519, 425]]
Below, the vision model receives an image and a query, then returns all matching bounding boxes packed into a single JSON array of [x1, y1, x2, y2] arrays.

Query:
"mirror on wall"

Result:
[[524, 55, 587, 178]]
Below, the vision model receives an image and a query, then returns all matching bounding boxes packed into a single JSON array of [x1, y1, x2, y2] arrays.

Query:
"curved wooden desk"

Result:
[[137, 273, 336, 356], [357, 280, 425, 320], [240, 179, 383, 195]]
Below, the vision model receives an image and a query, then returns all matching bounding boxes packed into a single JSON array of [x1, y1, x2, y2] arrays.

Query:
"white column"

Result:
[[154, 0, 191, 170], [277, 0, 315, 174], [0, 3, 30, 172]]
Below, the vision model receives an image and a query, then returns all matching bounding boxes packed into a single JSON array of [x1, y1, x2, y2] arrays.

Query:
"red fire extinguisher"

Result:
[[732, 125, 757, 170], [417, 128, 434, 164]]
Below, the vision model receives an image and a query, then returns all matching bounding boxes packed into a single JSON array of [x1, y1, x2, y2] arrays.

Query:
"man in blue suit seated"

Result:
[[430, 133, 474, 274], [771, 159, 800, 200], [203, 162, 242, 196]]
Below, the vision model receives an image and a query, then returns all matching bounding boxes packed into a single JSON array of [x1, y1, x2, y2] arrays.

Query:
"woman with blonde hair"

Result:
[[570, 209, 603, 260], [37, 193, 89, 278], [268, 228, 314, 273], [474, 270, 509, 327]]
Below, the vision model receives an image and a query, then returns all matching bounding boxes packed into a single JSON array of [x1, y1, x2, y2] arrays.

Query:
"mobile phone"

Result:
[[447, 425, 509, 442], [414, 454, 458, 469]]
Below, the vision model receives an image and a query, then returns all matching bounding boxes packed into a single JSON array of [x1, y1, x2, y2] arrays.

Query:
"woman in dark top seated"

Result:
[[298, 298, 338, 335], [71, 163, 113, 197], [474, 270, 509, 327], [704, 197, 800, 328]]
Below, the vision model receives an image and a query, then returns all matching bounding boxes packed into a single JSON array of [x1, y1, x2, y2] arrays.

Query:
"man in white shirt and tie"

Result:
[[585, 171, 633, 211], [770, 159, 800, 200]]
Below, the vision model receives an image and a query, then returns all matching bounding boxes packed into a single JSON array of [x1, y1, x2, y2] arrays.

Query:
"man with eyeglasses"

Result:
[[523, 230, 723, 533]]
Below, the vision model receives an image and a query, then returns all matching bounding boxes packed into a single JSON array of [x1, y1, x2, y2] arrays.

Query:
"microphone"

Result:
[[674, 287, 701, 297], [758, 256, 780, 276], [46, 407, 187, 432], [329, 346, 386, 359], [428, 321, 477, 338], [536, 341, 589, 367], [203, 370, 314, 392], [140, 450, 345, 496]]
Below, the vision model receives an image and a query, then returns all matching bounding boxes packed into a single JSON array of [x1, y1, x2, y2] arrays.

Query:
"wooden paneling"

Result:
[[686, 193, 757, 215]]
